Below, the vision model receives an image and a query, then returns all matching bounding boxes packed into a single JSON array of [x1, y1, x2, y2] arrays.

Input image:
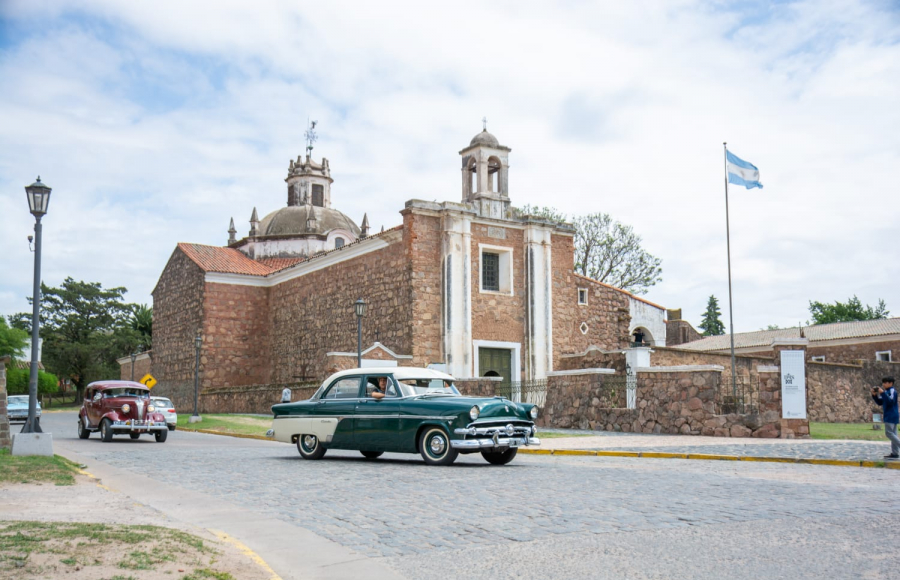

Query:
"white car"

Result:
[[150, 396, 178, 431]]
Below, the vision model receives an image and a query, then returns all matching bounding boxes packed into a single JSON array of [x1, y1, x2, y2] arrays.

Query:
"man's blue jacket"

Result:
[[873, 386, 899, 424]]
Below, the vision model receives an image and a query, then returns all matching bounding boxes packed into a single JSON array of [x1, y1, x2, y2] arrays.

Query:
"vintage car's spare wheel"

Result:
[[297, 434, 327, 459], [418, 427, 459, 466], [100, 418, 113, 442], [360, 451, 383, 459], [155, 429, 168, 443], [77, 416, 90, 439], [130, 433, 140, 440], [481, 448, 518, 465]]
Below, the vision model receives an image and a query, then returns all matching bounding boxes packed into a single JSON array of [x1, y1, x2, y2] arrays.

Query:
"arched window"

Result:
[[487, 156, 502, 192], [335, 237, 345, 249], [312, 184, 324, 207], [467, 157, 477, 197]]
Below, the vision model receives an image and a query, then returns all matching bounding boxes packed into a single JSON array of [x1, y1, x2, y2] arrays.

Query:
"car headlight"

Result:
[[147, 405, 155, 413], [121, 404, 131, 414], [469, 405, 480, 421], [529, 406, 538, 419]]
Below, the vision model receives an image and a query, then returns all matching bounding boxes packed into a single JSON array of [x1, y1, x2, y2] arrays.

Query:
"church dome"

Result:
[[258, 205, 361, 238], [470, 129, 500, 147]]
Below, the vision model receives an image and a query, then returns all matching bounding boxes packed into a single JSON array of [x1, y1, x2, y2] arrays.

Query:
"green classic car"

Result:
[[269, 367, 540, 466]]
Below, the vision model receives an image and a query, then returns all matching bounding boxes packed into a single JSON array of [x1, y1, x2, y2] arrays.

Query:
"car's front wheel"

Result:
[[418, 427, 459, 466], [360, 451, 383, 460], [77, 417, 90, 439], [100, 418, 113, 442], [297, 434, 326, 459], [155, 429, 168, 443], [482, 448, 518, 465]]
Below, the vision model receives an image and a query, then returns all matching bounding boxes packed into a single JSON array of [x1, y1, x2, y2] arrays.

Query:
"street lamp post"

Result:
[[22, 177, 51, 435], [130, 350, 139, 382], [191, 333, 202, 422], [354, 298, 367, 368]]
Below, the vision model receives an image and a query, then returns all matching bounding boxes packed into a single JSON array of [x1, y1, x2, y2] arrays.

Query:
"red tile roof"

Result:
[[257, 257, 304, 273], [178, 243, 278, 276]]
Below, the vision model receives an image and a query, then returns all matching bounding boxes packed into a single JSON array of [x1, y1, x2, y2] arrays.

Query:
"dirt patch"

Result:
[[0, 477, 272, 580]]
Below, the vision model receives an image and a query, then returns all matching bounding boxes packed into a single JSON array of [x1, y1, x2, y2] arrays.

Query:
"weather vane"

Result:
[[482, 116, 487, 131], [305, 119, 318, 155]]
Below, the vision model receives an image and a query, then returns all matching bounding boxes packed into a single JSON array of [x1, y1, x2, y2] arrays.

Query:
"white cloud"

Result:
[[0, 0, 897, 332]]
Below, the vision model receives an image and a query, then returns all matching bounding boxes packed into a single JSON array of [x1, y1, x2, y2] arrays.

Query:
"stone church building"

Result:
[[148, 128, 667, 400]]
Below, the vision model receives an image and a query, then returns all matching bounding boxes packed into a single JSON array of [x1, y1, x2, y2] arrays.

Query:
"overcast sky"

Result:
[[1, 0, 898, 334]]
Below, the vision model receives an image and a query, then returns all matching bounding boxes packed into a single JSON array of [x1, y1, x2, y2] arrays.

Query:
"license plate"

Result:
[[509, 439, 519, 448]]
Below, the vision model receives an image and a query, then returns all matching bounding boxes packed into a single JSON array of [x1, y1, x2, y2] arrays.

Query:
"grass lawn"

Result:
[[0, 449, 81, 486], [176, 414, 271, 437], [0, 520, 236, 580], [810, 422, 888, 441]]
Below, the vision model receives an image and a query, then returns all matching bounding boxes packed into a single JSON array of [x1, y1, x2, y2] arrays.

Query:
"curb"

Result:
[[177, 427, 272, 442], [517, 448, 900, 469]]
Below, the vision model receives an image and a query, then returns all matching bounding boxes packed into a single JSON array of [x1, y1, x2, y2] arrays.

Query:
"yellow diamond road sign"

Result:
[[139, 374, 157, 389]]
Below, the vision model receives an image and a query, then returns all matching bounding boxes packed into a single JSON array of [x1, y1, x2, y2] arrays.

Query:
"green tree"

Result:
[[808, 296, 889, 325], [698, 295, 726, 336], [0, 316, 28, 358], [130, 303, 153, 349], [13, 278, 142, 403], [517, 205, 663, 295]]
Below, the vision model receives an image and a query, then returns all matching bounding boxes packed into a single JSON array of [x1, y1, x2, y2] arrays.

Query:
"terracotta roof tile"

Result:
[[257, 257, 304, 273], [178, 243, 276, 276], [677, 318, 900, 351]]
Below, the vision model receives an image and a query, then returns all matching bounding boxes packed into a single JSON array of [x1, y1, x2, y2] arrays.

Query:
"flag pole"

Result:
[[723, 142, 737, 399]]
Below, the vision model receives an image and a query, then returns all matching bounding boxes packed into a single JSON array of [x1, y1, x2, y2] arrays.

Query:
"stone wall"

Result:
[[119, 354, 152, 382], [556, 269, 631, 365], [558, 348, 627, 373], [405, 212, 443, 367], [808, 339, 900, 365], [455, 378, 504, 398], [324, 342, 411, 375], [665, 319, 702, 346], [151, 250, 207, 406], [202, 282, 271, 389], [651, 346, 772, 383], [807, 360, 899, 423], [0, 361, 9, 450], [199, 383, 319, 415], [267, 234, 413, 384], [541, 368, 798, 438]]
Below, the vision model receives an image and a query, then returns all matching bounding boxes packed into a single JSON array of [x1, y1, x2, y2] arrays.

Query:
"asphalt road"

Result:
[[41, 412, 898, 580]]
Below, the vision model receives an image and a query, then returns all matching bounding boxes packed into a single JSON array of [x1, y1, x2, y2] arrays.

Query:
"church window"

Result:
[[876, 351, 892, 362], [482, 253, 499, 291], [811, 356, 825, 362], [312, 184, 324, 207], [335, 237, 345, 249], [578, 288, 588, 305]]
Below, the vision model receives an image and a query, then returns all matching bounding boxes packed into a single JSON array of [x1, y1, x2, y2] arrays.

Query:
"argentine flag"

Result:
[[726, 151, 763, 189]]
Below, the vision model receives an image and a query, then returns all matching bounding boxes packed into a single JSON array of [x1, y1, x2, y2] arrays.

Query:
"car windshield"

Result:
[[152, 399, 172, 408], [398, 379, 460, 397], [103, 388, 149, 399], [8, 396, 28, 405]]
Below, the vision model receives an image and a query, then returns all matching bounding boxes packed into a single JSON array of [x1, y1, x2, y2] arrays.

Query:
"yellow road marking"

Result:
[[76, 468, 116, 492], [209, 529, 282, 580]]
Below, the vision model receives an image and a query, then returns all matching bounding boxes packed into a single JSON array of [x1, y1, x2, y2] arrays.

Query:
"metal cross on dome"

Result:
[[305, 119, 318, 154], [482, 116, 487, 130]]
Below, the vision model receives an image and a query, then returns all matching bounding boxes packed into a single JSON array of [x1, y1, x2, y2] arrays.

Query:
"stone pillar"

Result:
[[524, 224, 553, 380], [625, 347, 652, 409], [441, 212, 473, 378], [0, 356, 10, 451], [771, 339, 810, 439]]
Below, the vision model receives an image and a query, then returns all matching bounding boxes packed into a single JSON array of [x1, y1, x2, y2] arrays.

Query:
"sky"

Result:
[[0, 0, 898, 333]]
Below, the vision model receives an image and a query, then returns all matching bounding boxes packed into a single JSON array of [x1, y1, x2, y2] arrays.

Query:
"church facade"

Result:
[[149, 129, 666, 401]]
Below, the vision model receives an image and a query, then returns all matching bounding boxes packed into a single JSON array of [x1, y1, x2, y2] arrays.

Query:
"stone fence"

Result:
[[1, 358, 10, 450], [199, 382, 320, 415], [454, 377, 503, 398], [541, 366, 806, 438], [807, 360, 898, 423]]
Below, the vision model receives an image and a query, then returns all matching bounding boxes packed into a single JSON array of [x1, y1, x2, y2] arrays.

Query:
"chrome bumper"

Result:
[[112, 420, 168, 431], [450, 436, 541, 450]]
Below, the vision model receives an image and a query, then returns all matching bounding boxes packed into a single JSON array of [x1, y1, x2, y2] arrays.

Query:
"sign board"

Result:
[[780, 351, 806, 419], [139, 374, 158, 389]]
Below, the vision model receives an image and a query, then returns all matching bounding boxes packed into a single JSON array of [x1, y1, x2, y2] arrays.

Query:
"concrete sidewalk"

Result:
[[532, 429, 900, 467]]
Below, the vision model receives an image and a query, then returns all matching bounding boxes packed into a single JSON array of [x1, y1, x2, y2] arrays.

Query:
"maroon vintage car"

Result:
[[77, 381, 169, 442]]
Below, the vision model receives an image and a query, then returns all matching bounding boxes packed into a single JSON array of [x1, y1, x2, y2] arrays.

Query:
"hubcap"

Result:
[[303, 435, 317, 450], [429, 434, 446, 455]]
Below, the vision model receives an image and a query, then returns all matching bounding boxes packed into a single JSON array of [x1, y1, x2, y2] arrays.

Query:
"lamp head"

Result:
[[354, 298, 367, 318], [25, 176, 52, 217]]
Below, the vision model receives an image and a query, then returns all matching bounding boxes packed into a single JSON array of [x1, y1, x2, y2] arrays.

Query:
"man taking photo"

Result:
[[872, 377, 899, 459]]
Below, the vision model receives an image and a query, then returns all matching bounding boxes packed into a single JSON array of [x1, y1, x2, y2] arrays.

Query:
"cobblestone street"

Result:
[[46, 413, 899, 579]]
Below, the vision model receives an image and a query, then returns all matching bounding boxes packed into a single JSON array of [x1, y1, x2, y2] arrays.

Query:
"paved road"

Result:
[[42, 412, 898, 579]]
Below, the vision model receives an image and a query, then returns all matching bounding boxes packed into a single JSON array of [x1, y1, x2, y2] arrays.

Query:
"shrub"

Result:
[[4, 364, 59, 395]]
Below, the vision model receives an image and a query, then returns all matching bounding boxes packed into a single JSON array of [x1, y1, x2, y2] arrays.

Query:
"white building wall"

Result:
[[629, 298, 666, 346]]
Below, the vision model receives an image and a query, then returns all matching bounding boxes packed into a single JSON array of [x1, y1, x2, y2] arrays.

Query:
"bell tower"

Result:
[[459, 121, 511, 219]]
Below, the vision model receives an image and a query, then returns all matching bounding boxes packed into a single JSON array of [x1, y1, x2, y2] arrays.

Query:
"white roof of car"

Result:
[[326, 366, 455, 382]]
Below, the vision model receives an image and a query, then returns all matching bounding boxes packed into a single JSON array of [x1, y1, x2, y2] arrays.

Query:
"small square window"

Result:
[[876, 351, 892, 362], [578, 288, 588, 305], [811, 356, 825, 362], [482, 252, 500, 292], [334, 237, 345, 249]]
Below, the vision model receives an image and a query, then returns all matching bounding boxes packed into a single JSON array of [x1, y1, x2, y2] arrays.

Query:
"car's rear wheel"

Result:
[[155, 429, 168, 443], [481, 448, 518, 465], [100, 419, 113, 442], [168, 425, 176, 431], [129, 433, 140, 440], [418, 427, 458, 466], [77, 416, 90, 439], [360, 451, 383, 459], [297, 434, 326, 459]]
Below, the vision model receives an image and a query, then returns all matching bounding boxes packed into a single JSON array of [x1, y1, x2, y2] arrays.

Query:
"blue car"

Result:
[[7, 395, 41, 423]]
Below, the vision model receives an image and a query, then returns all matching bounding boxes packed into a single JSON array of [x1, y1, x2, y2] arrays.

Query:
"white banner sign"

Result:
[[780, 350, 807, 419]]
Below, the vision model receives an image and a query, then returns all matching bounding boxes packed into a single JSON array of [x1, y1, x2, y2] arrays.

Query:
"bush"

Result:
[[4, 364, 59, 395]]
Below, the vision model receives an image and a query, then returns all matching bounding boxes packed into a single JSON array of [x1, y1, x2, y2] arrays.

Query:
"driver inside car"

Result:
[[369, 376, 398, 400]]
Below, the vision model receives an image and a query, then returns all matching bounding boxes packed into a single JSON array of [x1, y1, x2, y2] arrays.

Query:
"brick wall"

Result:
[[405, 212, 443, 366], [665, 319, 703, 346], [199, 383, 319, 414], [151, 249, 206, 408], [119, 354, 152, 382], [267, 235, 413, 384], [0, 362, 9, 450], [808, 339, 900, 365], [202, 282, 271, 388]]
